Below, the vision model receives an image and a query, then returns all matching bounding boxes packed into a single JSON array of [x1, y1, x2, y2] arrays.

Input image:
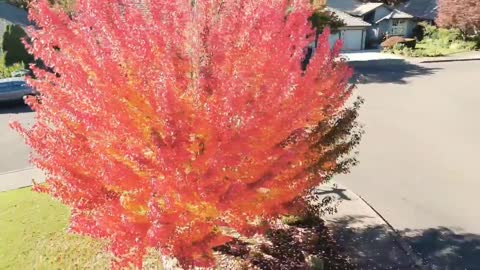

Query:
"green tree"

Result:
[[2, 24, 33, 67]]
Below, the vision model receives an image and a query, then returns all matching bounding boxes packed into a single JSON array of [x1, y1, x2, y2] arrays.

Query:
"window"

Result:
[[392, 20, 405, 26], [391, 20, 406, 35]]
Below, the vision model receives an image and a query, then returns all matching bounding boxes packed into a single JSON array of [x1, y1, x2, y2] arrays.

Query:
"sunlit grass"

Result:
[[0, 187, 111, 269]]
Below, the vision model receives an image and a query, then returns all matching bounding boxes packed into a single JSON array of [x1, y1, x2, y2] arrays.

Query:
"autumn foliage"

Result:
[[437, 0, 480, 34], [13, 0, 358, 268]]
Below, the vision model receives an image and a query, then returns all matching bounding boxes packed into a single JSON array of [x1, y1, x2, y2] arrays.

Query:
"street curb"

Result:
[[419, 57, 480, 64], [356, 194, 427, 270], [316, 182, 426, 270], [0, 167, 45, 192], [0, 166, 36, 175]]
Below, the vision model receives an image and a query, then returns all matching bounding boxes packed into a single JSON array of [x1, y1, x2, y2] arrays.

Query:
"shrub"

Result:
[[381, 36, 406, 49], [14, 0, 359, 268], [1, 24, 33, 67], [388, 23, 477, 58], [469, 35, 480, 49], [0, 54, 24, 79]]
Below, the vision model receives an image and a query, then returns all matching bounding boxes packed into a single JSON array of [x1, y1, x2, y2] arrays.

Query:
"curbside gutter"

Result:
[[406, 51, 480, 64], [315, 181, 427, 270], [356, 193, 427, 270], [418, 57, 480, 64]]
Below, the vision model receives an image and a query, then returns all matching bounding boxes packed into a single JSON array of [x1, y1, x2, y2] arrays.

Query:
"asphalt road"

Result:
[[338, 59, 480, 269]]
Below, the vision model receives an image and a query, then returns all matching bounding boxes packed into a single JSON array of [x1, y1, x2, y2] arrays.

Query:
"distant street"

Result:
[[338, 59, 480, 268]]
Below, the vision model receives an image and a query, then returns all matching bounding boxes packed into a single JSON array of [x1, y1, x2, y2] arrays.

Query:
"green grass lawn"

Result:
[[0, 188, 111, 269], [415, 40, 477, 57]]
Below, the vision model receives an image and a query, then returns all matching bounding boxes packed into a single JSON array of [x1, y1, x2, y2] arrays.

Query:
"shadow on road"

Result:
[[0, 103, 32, 114], [329, 215, 480, 269], [349, 59, 442, 85], [313, 186, 351, 201]]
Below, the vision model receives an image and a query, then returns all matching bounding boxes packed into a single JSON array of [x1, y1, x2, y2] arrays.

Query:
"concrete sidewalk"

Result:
[[0, 167, 45, 192], [315, 181, 424, 270]]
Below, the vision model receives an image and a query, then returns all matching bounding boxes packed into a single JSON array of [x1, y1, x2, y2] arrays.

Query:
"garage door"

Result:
[[341, 29, 364, 51]]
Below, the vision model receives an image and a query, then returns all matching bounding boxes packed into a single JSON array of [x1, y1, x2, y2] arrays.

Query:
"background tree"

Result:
[[437, 0, 480, 35], [1, 24, 33, 67], [14, 0, 360, 268]]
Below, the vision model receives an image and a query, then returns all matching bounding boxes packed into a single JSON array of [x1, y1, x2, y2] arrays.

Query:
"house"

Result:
[[327, 0, 416, 50], [397, 0, 438, 23], [327, 7, 371, 51], [350, 3, 415, 46]]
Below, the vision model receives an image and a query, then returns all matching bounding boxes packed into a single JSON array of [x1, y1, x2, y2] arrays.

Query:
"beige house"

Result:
[[327, 0, 416, 49]]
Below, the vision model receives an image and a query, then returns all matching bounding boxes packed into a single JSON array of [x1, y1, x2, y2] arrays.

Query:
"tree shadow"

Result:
[[405, 227, 480, 270], [313, 186, 351, 201], [0, 102, 32, 114], [328, 215, 480, 270], [349, 59, 442, 85]]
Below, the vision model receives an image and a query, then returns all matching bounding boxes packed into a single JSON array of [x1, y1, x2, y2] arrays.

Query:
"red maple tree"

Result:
[[437, 0, 480, 34], [13, 0, 359, 268]]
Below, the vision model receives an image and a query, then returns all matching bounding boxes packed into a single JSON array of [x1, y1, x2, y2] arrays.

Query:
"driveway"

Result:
[[341, 49, 403, 62], [337, 59, 480, 269]]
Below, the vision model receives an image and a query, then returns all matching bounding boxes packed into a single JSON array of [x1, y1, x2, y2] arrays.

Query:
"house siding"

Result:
[[405, 20, 416, 37]]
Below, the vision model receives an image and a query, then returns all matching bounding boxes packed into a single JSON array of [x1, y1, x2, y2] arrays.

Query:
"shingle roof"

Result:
[[397, 0, 438, 21], [327, 0, 363, 12], [349, 2, 384, 16], [375, 9, 414, 23], [326, 7, 371, 27]]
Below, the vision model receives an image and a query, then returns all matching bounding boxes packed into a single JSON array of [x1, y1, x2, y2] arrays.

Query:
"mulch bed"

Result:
[[213, 214, 355, 270]]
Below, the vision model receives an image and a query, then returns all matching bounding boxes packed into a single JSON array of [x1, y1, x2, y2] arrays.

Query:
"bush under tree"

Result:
[[14, 0, 360, 268]]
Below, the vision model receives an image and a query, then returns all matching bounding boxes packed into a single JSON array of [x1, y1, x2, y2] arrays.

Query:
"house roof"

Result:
[[397, 0, 438, 21], [327, 0, 364, 12], [375, 9, 414, 23], [326, 7, 371, 27], [349, 2, 384, 16]]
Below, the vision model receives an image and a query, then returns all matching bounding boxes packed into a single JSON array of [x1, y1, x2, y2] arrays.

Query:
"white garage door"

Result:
[[329, 33, 341, 48], [341, 29, 364, 51], [329, 29, 364, 51]]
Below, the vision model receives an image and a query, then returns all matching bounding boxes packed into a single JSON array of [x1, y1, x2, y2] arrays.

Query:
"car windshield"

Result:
[[0, 81, 26, 92]]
